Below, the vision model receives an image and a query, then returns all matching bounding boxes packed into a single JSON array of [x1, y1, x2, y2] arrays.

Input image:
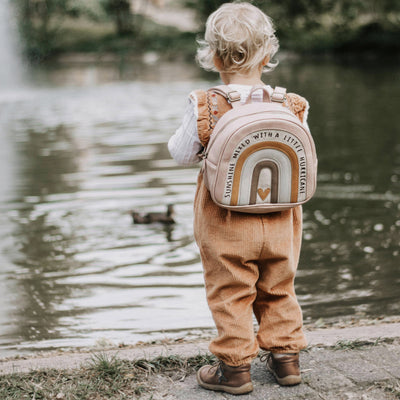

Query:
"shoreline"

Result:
[[42, 48, 398, 67], [2, 325, 399, 400], [1, 318, 399, 399], [1, 317, 400, 375]]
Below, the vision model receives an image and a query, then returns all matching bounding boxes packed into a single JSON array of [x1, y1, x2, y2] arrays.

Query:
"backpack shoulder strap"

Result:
[[208, 85, 241, 107]]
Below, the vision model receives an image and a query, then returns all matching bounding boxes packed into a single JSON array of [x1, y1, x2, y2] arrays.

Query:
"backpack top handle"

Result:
[[209, 85, 286, 107], [245, 85, 287, 104]]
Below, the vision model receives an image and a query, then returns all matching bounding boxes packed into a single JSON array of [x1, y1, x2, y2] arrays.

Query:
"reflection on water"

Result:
[[0, 59, 399, 357]]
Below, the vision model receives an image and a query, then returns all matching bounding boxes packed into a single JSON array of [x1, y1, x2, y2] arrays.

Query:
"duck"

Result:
[[131, 204, 175, 225]]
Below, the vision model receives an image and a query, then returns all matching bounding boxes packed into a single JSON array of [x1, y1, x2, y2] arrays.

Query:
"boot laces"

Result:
[[259, 352, 272, 363], [210, 361, 228, 383]]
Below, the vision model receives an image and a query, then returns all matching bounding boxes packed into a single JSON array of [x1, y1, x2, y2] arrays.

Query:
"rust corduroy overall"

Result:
[[193, 89, 308, 367]]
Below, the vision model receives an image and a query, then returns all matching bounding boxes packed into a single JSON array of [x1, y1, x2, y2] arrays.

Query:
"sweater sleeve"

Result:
[[168, 93, 203, 166]]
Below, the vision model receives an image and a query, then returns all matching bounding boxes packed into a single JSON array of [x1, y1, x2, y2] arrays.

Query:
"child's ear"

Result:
[[213, 54, 224, 71]]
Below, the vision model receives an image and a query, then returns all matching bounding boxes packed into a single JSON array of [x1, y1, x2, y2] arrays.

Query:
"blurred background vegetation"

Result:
[[13, 0, 400, 62]]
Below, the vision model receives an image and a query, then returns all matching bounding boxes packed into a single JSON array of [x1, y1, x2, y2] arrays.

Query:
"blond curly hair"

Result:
[[196, 2, 279, 74]]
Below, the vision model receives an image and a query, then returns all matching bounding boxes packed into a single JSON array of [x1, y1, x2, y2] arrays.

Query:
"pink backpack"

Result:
[[200, 85, 318, 213]]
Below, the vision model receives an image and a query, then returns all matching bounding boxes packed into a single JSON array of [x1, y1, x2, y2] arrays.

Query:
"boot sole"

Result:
[[196, 370, 254, 395], [266, 363, 301, 386]]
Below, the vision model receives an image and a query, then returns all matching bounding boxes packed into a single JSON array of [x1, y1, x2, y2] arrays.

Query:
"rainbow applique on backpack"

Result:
[[200, 85, 318, 214]]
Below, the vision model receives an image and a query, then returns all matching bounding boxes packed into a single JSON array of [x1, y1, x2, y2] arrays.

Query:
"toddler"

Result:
[[168, 2, 310, 395]]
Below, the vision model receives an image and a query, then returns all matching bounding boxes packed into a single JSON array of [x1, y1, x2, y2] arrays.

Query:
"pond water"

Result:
[[0, 58, 399, 357]]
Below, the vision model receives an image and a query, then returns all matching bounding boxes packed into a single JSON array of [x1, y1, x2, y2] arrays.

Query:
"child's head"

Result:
[[197, 2, 279, 75]]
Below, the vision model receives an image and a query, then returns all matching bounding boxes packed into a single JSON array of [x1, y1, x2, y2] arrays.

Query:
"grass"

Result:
[[375, 379, 400, 399], [0, 352, 216, 400], [331, 337, 394, 350], [384, 380, 400, 399]]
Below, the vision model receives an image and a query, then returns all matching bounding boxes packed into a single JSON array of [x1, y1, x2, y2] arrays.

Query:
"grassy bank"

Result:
[[21, 15, 198, 63], [1, 352, 216, 400], [56, 17, 196, 57], [2, 339, 400, 400]]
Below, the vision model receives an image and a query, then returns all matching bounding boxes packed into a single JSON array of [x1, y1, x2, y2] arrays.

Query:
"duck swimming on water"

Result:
[[131, 204, 175, 224]]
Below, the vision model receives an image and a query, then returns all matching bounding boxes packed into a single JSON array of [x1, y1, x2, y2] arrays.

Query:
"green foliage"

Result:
[[100, 0, 133, 35], [184, 0, 400, 53], [14, 0, 93, 60], [11, 0, 400, 61], [184, 0, 226, 22]]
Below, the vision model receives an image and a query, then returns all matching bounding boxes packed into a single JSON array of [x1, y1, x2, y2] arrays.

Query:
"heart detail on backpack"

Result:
[[257, 188, 271, 201]]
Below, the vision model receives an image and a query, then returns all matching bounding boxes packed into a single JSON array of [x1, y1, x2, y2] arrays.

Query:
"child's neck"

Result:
[[220, 69, 264, 86]]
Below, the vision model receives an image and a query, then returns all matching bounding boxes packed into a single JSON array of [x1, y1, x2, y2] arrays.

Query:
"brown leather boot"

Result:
[[196, 361, 253, 394], [265, 353, 301, 386]]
